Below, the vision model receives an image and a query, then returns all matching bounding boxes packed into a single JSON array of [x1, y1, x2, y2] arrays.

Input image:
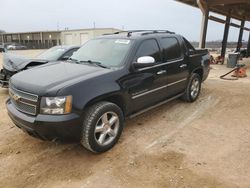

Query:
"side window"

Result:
[[61, 48, 78, 59], [161, 38, 182, 61], [183, 37, 195, 52], [135, 39, 161, 62]]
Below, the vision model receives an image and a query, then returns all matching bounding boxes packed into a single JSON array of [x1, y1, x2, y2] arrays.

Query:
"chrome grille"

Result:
[[9, 86, 39, 115], [10, 86, 38, 102]]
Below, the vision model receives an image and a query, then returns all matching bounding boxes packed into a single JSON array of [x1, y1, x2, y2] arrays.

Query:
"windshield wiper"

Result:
[[78, 60, 109, 69]]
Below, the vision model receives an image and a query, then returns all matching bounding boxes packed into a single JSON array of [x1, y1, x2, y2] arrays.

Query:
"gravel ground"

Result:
[[0, 50, 250, 188]]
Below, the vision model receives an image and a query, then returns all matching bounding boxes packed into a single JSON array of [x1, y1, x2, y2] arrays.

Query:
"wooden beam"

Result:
[[230, 22, 241, 28], [247, 32, 250, 57], [236, 20, 245, 52], [209, 15, 225, 24], [221, 15, 231, 59], [199, 9, 209, 48], [207, 0, 250, 6], [208, 15, 250, 30], [244, 27, 250, 32]]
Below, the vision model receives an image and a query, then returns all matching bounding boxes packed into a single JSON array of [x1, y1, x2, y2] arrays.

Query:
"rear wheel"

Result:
[[181, 73, 201, 102], [80, 101, 124, 153]]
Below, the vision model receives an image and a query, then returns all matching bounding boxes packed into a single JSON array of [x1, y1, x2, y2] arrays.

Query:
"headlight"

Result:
[[40, 96, 72, 115]]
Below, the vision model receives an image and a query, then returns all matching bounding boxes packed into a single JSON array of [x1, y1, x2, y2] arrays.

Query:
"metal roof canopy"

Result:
[[176, 0, 250, 59], [177, 0, 250, 21]]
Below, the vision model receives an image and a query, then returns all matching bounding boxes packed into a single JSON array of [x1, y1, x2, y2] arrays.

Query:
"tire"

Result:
[[181, 73, 201, 102], [80, 101, 124, 153]]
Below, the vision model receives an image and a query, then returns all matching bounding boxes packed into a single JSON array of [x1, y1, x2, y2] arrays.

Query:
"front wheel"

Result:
[[80, 101, 124, 153], [181, 73, 201, 102]]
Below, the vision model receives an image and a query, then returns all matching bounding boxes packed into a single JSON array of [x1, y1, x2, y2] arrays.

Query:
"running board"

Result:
[[128, 93, 184, 119]]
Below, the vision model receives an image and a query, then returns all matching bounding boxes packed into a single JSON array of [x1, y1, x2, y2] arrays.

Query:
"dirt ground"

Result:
[[1, 50, 250, 188]]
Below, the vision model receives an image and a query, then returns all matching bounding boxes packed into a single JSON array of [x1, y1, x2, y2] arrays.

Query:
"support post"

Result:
[[247, 32, 250, 57], [1, 34, 4, 44], [221, 15, 231, 59], [40, 32, 43, 48], [199, 9, 209, 48], [236, 20, 245, 52], [18, 34, 21, 44]]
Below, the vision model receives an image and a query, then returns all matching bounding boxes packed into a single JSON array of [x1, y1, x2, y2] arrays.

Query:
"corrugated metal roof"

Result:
[[176, 0, 250, 21]]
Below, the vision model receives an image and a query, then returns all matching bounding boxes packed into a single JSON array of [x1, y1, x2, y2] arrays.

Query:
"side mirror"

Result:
[[133, 56, 156, 68]]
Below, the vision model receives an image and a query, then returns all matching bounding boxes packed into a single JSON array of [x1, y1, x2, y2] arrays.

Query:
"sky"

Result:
[[1, 0, 249, 42]]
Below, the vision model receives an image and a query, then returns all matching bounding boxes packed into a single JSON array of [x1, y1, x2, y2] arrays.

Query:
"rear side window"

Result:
[[135, 39, 161, 62], [161, 37, 182, 61], [183, 37, 195, 52]]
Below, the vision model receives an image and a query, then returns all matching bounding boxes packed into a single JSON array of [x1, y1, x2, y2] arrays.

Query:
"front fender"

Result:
[[57, 71, 125, 115]]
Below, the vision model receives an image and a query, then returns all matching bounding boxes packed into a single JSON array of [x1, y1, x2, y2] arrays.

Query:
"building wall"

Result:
[[61, 28, 120, 45], [1, 28, 120, 48]]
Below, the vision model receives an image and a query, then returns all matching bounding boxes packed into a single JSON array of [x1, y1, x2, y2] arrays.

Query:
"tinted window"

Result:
[[61, 48, 78, 59], [161, 38, 182, 61], [135, 39, 161, 62], [183, 37, 195, 51]]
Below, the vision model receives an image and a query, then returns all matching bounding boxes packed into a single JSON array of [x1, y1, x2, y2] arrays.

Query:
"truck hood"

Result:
[[3, 52, 48, 71], [10, 61, 110, 95]]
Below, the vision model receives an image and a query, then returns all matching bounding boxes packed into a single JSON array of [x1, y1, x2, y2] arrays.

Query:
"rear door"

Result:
[[159, 37, 189, 98]]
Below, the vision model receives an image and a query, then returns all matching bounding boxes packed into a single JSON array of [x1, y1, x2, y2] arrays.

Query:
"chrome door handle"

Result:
[[180, 64, 187, 68], [157, 70, 166, 75]]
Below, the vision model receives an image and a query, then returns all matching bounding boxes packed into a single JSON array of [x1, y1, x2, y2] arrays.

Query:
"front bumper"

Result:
[[6, 98, 82, 141]]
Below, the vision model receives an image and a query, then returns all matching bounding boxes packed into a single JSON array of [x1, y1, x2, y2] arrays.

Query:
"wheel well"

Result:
[[193, 68, 203, 80], [85, 95, 126, 115]]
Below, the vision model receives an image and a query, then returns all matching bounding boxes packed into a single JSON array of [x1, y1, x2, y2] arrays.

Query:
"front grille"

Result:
[[9, 86, 39, 116]]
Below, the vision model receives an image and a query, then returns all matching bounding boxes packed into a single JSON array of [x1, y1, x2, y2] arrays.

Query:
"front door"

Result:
[[125, 39, 168, 113]]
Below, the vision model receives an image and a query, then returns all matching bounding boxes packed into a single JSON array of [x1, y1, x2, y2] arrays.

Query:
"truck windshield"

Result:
[[70, 38, 133, 67]]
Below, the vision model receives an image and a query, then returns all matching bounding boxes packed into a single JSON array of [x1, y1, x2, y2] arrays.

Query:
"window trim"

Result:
[[138, 57, 184, 71]]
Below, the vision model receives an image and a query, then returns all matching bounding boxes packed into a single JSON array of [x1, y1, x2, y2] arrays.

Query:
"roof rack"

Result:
[[104, 30, 175, 37], [141, 30, 175, 35]]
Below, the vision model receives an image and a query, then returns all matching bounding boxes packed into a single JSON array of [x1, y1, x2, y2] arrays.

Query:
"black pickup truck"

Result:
[[6, 30, 210, 153]]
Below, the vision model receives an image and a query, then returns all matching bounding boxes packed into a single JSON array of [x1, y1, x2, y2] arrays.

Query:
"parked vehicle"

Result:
[[239, 48, 248, 58], [0, 45, 6, 53], [7, 43, 27, 50], [6, 30, 210, 153], [0, 45, 80, 87]]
